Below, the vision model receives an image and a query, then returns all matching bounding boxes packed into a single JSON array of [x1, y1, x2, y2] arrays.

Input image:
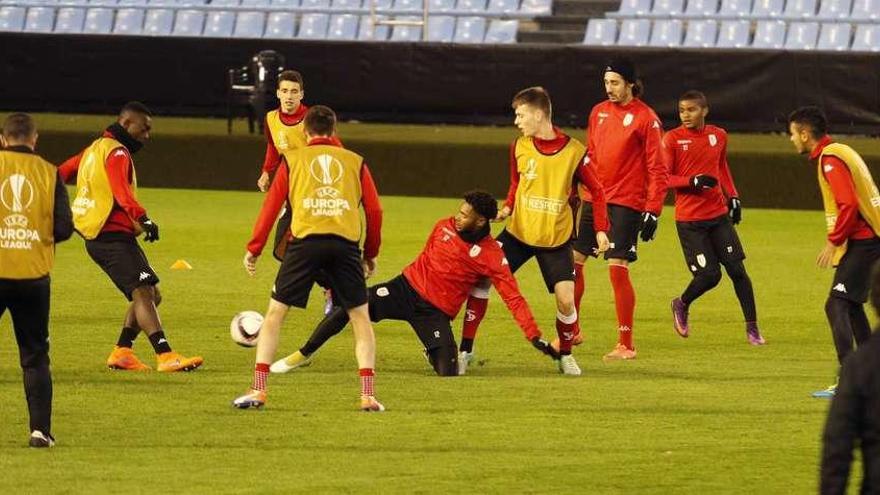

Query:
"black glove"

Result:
[[531, 337, 560, 360], [690, 174, 718, 190], [138, 215, 159, 242], [728, 197, 742, 225], [640, 212, 658, 242]]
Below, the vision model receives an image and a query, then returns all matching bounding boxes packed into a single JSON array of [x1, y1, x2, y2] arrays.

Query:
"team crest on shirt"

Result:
[[708, 134, 718, 147], [623, 113, 634, 127], [524, 159, 538, 180], [696, 254, 707, 268], [377, 287, 390, 297], [469, 245, 482, 258], [0, 174, 40, 250]]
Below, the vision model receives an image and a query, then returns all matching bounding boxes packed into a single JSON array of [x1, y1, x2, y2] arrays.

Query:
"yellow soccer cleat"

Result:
[[603, 343, 637, 361], [270, 351, 313, 373], [107, 346, 152, 371], [156, 352, 203, 372]]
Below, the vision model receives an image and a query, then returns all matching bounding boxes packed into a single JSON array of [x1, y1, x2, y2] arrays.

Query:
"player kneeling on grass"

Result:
[[233, 105, 384, 411], [59, 102, 202, 373], [662, 90, 765, 345], [272, 190, 560, 377]]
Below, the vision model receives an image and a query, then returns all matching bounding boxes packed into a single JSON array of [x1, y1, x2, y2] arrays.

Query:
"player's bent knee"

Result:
[[153, 285, 162, 306], [697, 269, 723, 288], [430, 346, 458, 376]]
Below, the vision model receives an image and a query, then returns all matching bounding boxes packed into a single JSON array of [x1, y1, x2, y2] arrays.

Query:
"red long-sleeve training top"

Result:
[[402, 217, 541, 340], [581, 98, 668, 215], [663, 124, 738, 222], [813, 135, 875, 246]]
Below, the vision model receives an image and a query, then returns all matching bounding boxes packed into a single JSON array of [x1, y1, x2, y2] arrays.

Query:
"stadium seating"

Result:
[[751, 19, 786, 48], [24, 6, 55, 32], [54, 7, 86, 32], [357, 13, 389, 39], [678, 0, 720, 18], [112, 7, 145, 33], [682, 18, 717, 47], [648, 18, 682, 45], [616, 18, 650, 45], [646, 0, 684, 18], [327, 12, 357, 38], [851, 23, 880, 51], [263, 11, 295, 36], [172, 9, 204, 35], [426, 13, 453, 40], [484, 17, 516, 42], [0, 0, 544, 42], [144, 8, 174, 34], [453, 14, 484, 42], [83, 7, 113, 33], [583, 17, 617, 45], [715, 19, 750, 46], [815, 0, 851, 20], [233, 10, 265, 36], [591, 0, 877, 51], [816, 22, 850, 50], [783, 20, 818, 49], [297, 11, 328, 37], [0, 6, 26, 31]]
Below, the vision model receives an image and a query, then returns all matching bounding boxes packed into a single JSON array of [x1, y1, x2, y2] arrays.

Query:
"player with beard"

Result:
[[271, 190, 559, 376]]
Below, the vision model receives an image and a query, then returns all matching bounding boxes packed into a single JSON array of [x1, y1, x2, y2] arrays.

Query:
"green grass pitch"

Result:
[[0, 189, 863, 493]]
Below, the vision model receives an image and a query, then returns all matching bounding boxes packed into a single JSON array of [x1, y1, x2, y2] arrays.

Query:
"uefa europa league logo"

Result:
[[309, 154, 343, 186], [1, 174, 34, 213]]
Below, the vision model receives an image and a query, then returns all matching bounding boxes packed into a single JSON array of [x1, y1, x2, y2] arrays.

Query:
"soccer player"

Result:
[[570, 58, 667, 361], [663, 90, 765, 345], [458, 86, 610, 376], [59, 102, 203, 373], [788, 106, 880, 398], [0, 113, 73, 447], [232, 105, 384, 411], [271, 190, 560, 377], [256, 70, 308, 194]]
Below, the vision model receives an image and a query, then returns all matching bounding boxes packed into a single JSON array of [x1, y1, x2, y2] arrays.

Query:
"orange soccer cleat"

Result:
[[360, 395, 385, 412], [107, 346, 152, 371], [603, 343, 637, 361], [549, 333, 584, 354], [156, 352, 203, 372]]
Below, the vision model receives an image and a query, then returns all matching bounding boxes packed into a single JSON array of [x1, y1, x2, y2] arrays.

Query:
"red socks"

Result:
[[556, 310, 578, 353], [609, 264, 635, 350], [252, 362, 270, 391], [359, 368, 375, 397], [461, 295, 488, 341]]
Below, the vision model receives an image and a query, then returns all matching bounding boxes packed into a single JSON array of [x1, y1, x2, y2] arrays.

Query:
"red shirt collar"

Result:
[[279, 104, 308, 126], [809, 135, 834, 160], [307, 136, 341, 147], [532, 127, 569, 154]]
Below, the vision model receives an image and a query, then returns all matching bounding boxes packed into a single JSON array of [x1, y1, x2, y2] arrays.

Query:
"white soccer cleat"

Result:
[[270, 351, 313, 374], [558, 354, 582, 376], [458, 351, 475, 375]]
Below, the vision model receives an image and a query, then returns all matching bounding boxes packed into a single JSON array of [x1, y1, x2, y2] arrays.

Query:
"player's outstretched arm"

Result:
[[247, 160, 290, 257]]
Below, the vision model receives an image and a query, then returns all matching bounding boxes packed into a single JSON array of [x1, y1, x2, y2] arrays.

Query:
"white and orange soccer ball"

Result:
[[230, 311, 263, 347]]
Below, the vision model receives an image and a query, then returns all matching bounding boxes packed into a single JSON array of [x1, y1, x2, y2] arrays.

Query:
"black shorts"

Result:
[[574, 202, 641, 262], [675, 214, 745, 275], [272, 235, 367, 310], [368, 275, 455, 351], [496, 229, 574, 293], [85, 234, 159, 301], [0, 277, 51, 368], [831, 237, 880, 303]]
